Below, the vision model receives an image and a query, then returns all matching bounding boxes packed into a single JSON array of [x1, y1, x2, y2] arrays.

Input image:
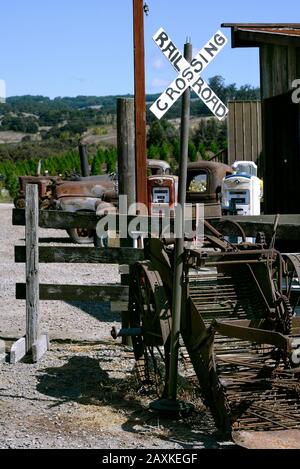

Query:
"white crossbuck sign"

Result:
[[150, 28, 229, 120]]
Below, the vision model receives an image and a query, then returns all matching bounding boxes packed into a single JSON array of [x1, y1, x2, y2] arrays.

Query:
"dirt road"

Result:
[[0, 204, 233, 449]]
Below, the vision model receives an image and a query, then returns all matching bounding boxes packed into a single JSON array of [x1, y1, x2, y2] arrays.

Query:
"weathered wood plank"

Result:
[[250, 101, 258, 162], [228, 101, 236, 164], [243, 101, 252, 161], [257, 101, 263, 160], [15, 246, 144, 264], [260, 44, 273, 100], [287, 46, 297, 90], [32, 333, 49, 363], [235, 102, 244, 159], [13, 209, 171, 233], [13, 208, 99, 229], [10, 337, 26, 364], [25, 185, 40, 353], [117, 98, 136, 206], [16, 283, 129, 302]]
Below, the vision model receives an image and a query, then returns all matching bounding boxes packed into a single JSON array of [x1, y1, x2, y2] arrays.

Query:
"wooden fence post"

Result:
[[25, 183, 40, 352], [117, 98, 136, 345], [117, 97, 136, 206], [10, 184, 49, 363]]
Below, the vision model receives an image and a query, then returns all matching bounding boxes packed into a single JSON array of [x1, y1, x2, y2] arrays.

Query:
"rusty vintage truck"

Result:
[[14, 160, 231, 243]]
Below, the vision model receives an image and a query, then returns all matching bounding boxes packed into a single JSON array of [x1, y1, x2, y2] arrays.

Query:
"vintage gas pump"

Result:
[[147, 175, 178, 217], [222, 161, 261, 216]]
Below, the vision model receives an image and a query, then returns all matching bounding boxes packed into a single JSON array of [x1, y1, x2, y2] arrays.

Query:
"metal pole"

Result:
[[168, 41, 193, 401], [133, 0, 148, 206]]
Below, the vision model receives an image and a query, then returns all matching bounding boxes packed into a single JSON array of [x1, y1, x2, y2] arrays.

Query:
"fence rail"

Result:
[[16, 283, 129, 302], [11, 192, 147, 364], [15, 246, 144, 265]]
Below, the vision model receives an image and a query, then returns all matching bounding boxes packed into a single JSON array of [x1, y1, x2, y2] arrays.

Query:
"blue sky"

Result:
[[0, 0, 299, 98]]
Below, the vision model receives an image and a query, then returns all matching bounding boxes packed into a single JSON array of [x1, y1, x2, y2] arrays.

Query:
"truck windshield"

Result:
[[188, 173, 207, 193]]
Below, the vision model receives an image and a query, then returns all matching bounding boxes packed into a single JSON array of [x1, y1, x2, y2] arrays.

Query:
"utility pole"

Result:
[[133, 0, 148, 206]]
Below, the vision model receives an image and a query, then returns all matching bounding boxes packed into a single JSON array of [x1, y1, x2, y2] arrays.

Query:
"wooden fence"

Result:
[[11, 185, 144, 363], [10, 185, 300, 364]]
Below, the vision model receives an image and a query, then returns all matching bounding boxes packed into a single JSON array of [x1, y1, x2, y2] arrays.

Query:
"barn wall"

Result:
[[260, 45, 300, 213], [227, 101, 262, 166], [260, 44, 300, 99]]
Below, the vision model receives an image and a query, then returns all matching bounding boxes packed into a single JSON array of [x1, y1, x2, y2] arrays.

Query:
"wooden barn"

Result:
[[223, 24, 300, 214]]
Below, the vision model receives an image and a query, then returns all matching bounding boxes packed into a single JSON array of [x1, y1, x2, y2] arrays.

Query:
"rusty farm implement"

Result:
[[118, 225, 300, 442]]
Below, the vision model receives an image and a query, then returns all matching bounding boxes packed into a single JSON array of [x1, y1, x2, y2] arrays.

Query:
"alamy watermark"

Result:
[[292, 79, 300, 104], [0, 79, 6, 103], [95, 195, 204, 245]]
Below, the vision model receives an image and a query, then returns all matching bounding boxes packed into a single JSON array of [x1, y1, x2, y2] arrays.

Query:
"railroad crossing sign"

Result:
[[150, 28, 229, 120]]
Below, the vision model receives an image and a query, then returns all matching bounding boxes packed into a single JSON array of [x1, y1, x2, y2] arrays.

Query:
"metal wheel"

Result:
[[66, 210, 96, 244], [282, 254, 300, 314], [129, 261, 172, 396], [14, 197, 25, 209], [67, 227, 95, 244]]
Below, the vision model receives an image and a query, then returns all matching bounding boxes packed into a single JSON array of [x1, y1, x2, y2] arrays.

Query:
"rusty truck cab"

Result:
[[186, 161, 233, 218]]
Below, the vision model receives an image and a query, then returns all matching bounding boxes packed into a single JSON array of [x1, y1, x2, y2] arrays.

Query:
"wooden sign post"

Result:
[[133, 0, 148, 206]]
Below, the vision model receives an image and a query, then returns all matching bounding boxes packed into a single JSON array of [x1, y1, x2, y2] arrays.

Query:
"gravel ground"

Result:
[[0, 203, 234, 449]]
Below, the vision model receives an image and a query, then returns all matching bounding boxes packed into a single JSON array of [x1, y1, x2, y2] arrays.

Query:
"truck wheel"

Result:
[[67, 227, 95, 244], [14, 197, 25, 209]]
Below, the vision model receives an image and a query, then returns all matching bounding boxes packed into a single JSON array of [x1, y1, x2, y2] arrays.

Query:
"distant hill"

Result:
[[0, 76, 260, 129]]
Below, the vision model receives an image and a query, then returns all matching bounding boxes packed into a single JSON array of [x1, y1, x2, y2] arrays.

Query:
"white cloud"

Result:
[[152, 57, 165, 71], [150, 78, 170, 89]]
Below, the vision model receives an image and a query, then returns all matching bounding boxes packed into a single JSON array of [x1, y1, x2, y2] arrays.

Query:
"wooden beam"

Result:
[[117, 98, 136, 207], [13, 209, 169, 232], [16, 283, 129, 302], [233, 29, 300, 48], [133, 0, 147, 205], [15, 246, 144, 264], [222, 23, 300, 28], [13, 208, 99, 229]]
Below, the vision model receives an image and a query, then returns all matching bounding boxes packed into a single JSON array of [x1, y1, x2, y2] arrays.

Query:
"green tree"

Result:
[[188, 141, 197, 162], [210, 140, 219, 155], [159, 142, 170, 161], [91, 149, 105, 175], [148, 144, 160, 160], [172, 139, 180, 163], [5, 172, 19, 198], [147, 118, 178, 147], [198, 142, 208, 160]]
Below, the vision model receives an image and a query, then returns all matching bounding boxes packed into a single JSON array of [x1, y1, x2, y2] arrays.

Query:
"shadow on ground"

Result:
[[36, 354, 236, 449], [65, 301, 120, 323]]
